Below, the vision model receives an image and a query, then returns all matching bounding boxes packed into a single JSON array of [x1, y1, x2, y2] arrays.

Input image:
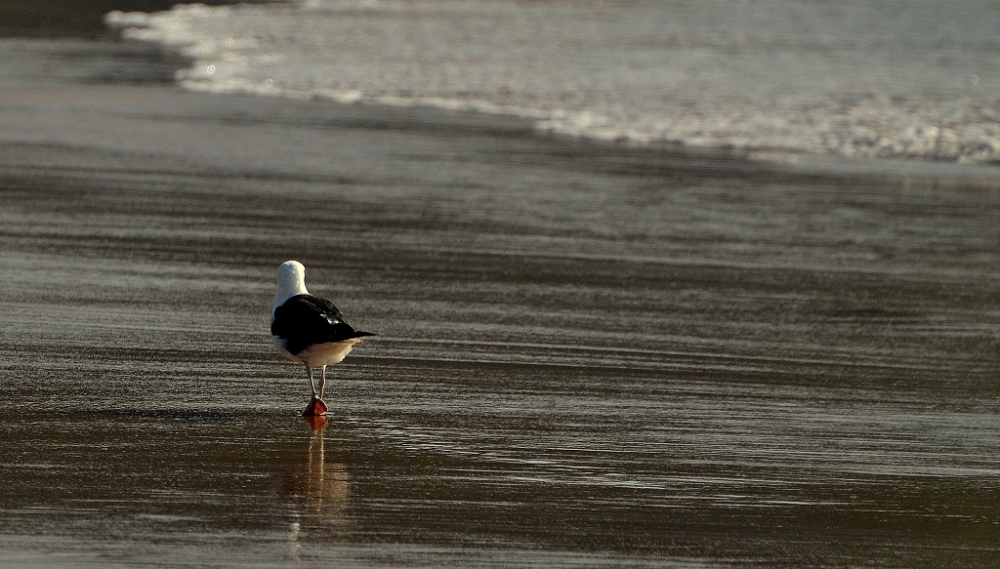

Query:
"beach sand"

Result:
[[1, 33, 998, 568]]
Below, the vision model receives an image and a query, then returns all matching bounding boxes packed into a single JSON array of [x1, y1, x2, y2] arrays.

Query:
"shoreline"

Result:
[[0, 0, 278, 38], [97, 0, 997, 171], [6, 0, 1000, 182], [11, 34, 1000, 198]]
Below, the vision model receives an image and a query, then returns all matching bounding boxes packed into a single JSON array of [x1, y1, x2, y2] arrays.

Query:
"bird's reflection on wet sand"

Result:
[[279, 417, 351, 559]]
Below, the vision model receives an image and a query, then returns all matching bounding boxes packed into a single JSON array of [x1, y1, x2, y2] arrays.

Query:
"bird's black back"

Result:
[[271, 294, 374, 355]]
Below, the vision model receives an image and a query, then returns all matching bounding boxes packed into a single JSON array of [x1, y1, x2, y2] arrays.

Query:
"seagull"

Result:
[[271, 260, 374, 415]]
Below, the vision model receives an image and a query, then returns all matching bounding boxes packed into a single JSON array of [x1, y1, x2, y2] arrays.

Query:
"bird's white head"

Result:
[[272, 260, 309, 317]]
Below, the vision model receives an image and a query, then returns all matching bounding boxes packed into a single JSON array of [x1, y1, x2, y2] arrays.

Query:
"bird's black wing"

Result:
[[271, 294, 374, 355]]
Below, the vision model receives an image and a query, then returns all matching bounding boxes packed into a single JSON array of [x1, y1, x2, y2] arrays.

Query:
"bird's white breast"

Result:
[[297, 338, 362, 367]]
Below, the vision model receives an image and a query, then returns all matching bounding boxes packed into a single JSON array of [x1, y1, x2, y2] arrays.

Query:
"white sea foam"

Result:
[[106, 0, 1000, 164]]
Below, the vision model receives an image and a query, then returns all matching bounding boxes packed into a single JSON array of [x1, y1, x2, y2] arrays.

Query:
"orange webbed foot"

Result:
[[302, 397, 329, 417]]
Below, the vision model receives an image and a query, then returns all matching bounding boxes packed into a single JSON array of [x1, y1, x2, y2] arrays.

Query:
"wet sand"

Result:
[[1, 39, 999, 568]]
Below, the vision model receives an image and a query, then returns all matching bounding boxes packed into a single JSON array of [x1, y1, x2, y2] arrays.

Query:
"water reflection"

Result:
[[279, 416, 351, 558]]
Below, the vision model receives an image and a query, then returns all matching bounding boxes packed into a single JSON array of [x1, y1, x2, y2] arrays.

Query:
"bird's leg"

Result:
[[305, 364, 317, 398], [317, 366, 327, 400]]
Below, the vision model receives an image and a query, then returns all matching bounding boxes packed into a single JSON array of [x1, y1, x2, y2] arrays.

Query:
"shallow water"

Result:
[[107, 0, 1000, 163], [1, 40, 999, 568]]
